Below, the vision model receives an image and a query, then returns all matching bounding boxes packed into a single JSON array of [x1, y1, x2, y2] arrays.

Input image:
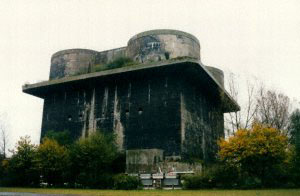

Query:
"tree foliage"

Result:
[[218, 123, 288, 186], [113, 174, 141, 190], [0, 131, 127, 188], [288, 109, 300, 185], [43, 130, 73, 146], [288, 109, 300, 146], [7, 136, 39, 186], [69, 131, 119, 188], [36, 138, 69, 186]]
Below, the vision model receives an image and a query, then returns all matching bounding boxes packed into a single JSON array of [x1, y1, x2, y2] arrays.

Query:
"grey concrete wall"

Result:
[[204, 66, 224, 88], [50, 47, 127, 80], [50, 49, 98, 80], [94, 47, 127, 65], [180, 80, 224, 163], [126, 149, 163, 173], [127, 29, 200, 63], [157, 161, 202, 174], [41, 70, 182, 154], [40, 30, 227, 166], [41, 63, 225, 164], [49, 30, 202, 79]]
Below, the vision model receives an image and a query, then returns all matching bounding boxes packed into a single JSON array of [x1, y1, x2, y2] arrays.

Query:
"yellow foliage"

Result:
[[36, 138, 69, 173], [218, 123, 288, 168]]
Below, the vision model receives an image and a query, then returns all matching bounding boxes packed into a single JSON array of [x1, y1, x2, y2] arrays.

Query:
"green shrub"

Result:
[[68, 132, 119, 188], [36, 138, 69, 187], [208, 164, 239, 188], [181, 175, 211, 189], [92, 57, 137, 73], [43, 130, 73, 146], [5, 136, 40, 187], [239, 175, 262, 189], [76, 172, 114, 189], [92, 64, 108, 72], [113, 174, 141, 190], [182, 173, 215, 189], [182, 164, 262, 189], [106, 57, 135, 69]]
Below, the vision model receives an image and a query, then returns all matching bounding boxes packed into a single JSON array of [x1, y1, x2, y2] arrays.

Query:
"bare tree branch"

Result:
[[225, 73, 258, 136], [0, 113, 9, 158], [255, 87, 291, 133]]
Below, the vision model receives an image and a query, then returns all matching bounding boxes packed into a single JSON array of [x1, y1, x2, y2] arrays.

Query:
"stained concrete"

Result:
[[22, 29, 240, 165], [127, 30, 200, 63]]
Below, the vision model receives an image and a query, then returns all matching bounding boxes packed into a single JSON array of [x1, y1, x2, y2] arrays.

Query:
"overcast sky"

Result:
[[0, 0, 299, 150]]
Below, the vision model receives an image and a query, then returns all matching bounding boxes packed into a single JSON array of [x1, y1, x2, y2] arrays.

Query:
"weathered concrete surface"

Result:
[[50, 47, 127, 80], [23, 59, 239, 159], [22, 29, 240, 166], [23, 59, 239, 113], [40, 66, 183, 152], [126, 149, 203, 174], [126, 149, 163, 173], [157, 161, 202, 174], [50, 49, 98, 80], [95, 47, 126, 65], [204, 66, 224, 88], [127, 29, 200, 63], [180, 79, 224, 162]]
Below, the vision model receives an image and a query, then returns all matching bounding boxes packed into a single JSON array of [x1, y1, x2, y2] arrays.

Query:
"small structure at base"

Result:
[[126, 149, 198, 189]]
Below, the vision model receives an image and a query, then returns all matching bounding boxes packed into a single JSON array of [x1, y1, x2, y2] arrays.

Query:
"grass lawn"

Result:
[[0, 188, 300, 196]]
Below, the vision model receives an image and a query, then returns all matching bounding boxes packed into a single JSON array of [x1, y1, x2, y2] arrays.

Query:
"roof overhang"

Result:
[[23, 59, 240, 113]]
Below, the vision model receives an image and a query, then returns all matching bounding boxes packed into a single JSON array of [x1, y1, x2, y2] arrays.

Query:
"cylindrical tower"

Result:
[[50, 49, 98, 80], [127, 29, 200, 63]]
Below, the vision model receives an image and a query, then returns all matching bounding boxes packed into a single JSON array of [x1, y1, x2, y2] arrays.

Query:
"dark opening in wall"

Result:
[[78, 114, 83, 120], [87, 63, 91, 73], [165, 52, 170, 60], [125, 109, 129, 116], [138, 107, 143, 115], [67, 115, 72, 121]]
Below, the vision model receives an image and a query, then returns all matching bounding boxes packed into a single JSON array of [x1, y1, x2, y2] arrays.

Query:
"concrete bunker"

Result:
[[23, 29, 239, 188]]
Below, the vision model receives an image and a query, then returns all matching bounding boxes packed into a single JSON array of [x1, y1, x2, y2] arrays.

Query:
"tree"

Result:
[[69, 131, 118, 188], [36, 138, 69, 186], [8, 136, 39, 186], [43, 130, 73, 146], [0, 151, 6, 185], [218, 123, 288, 187], [0, 126, 8, 158], [225, 73, 258, 135], [225, 73, 291, 136], [256, 86, 291, 132], [0, 113, 9, 158], [288, 109, 300, 185], [288, 109, 300, 146]]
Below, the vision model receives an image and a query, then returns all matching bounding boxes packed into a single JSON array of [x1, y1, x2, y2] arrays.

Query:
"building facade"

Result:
[[23, 29, 239, 165]]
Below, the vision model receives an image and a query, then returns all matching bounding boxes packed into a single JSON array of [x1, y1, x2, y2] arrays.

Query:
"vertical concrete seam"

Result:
[[89, 88, 96, 133]]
